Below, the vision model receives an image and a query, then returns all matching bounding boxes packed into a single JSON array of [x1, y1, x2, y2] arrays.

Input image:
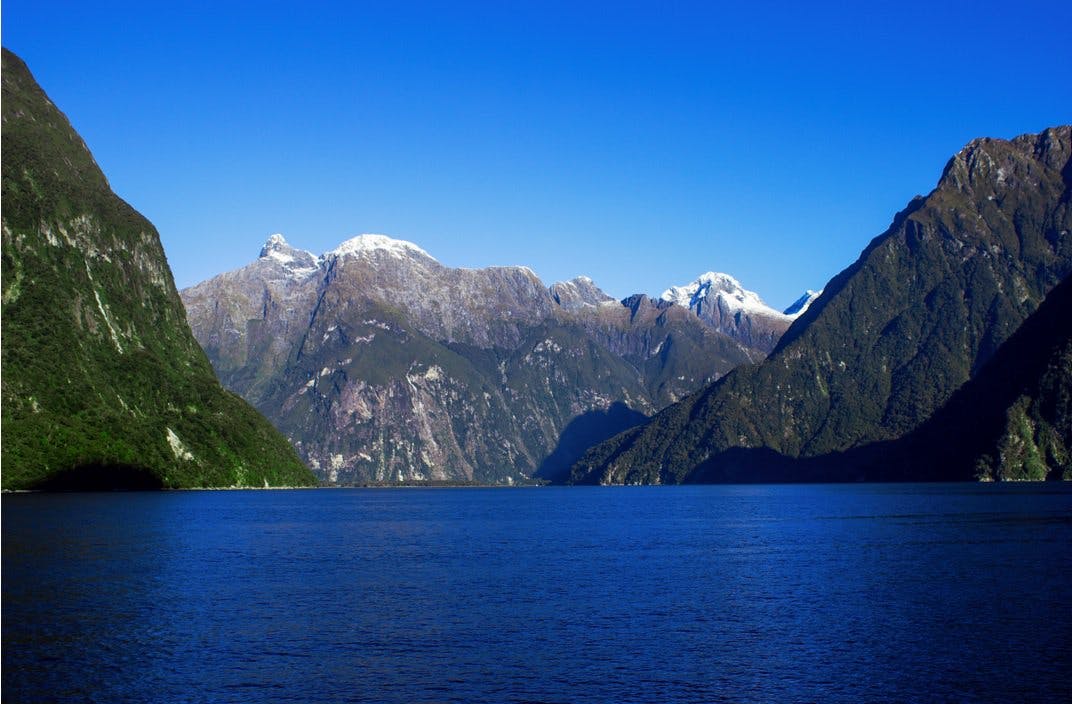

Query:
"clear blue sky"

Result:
[[4, 1, 1070, 309]]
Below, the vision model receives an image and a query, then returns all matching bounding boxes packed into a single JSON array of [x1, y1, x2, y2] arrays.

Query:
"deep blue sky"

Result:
[[4, 1, 1070, 308]]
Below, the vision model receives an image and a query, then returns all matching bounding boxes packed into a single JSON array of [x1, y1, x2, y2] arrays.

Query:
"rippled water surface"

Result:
[[4, 484, 1071, 703]]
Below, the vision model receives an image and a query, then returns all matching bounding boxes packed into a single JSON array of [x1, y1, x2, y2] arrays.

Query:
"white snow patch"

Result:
[[266, 248, 297, 265], [784, 289, 824, 318], [660, 272, 784, 318], [327, 234, 436, 261], [258, 234, 320, 278], [288, 264, 320, 278]]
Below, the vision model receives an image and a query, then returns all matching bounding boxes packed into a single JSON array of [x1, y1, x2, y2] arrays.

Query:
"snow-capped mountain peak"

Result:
[[783, 289, 823, 318], [660, 271, 779, 318], [327, 234, 436, 262], [258, 233, 319, 276], [657, 271, 798, 353], [550, 275, 615, 311]]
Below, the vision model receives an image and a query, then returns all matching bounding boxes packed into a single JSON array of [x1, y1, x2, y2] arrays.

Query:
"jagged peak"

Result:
[[661, 271, 783, 318], [327, 233, 436, 262], [552, 274, 604, 290], [260, 233, 292, 256], [257, 233, 319, 276], [550, 275, 614, 310], [939, 125, 1071, 194]]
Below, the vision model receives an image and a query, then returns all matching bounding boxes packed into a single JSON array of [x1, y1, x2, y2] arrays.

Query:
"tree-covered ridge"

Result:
[[886, 275, 1072, 482], [1, 48, 316, 489], [572, 126, 1072, 484]]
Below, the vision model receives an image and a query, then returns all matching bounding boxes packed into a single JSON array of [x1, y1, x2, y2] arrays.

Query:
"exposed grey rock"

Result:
[[182, 234, 762, 483]]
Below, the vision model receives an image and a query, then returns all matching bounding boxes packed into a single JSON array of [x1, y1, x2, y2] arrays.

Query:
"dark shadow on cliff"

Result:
[[537, 402, 648, 483], [28, 463, 164, 491], [841, 274, 1072, 482]]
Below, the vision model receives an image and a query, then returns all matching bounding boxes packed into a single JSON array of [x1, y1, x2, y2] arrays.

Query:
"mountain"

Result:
[[181, 235, 762, 484], [0, 48, 316, 489], [659, 272, 802, 353], [863, 274, 1071, 482], [783, 289, 823, 317], [571, 126, 1072, 484]]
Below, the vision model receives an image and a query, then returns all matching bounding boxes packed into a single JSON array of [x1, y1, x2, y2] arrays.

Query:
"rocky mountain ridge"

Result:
[[182, 234, 773, 483]]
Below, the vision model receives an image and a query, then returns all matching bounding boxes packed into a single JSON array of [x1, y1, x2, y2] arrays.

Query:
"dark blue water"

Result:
[[3, 484, 1071, 703]]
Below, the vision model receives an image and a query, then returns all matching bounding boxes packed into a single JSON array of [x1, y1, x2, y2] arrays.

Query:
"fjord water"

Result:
[[3, 485, 1070, 703]]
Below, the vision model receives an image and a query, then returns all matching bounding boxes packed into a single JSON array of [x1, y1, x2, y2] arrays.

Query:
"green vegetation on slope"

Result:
[[939, 277, 1072, 482], [824, 275, 1072, 483], [572, 127, 1072, 484], [1, 48, 316, 489]]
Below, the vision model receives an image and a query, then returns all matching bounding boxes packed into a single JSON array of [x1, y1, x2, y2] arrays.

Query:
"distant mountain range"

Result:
[[0, 48, 316, 489], [182, 234, 795, 483], [571, 126, 1072, 484]]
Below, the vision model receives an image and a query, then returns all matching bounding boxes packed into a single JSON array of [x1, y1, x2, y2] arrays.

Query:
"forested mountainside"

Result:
[[571, 126, 1071, 484], [1, 48, 316, 489]]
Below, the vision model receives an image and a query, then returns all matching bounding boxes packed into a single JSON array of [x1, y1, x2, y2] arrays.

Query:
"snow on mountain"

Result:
[[258, 233, 320, 278], [327, 234, 435, 262], [550, 275, 615, 311], [660, 272, 786, 319], [256, 233, 438, 280], [783, 289, 823, 318]]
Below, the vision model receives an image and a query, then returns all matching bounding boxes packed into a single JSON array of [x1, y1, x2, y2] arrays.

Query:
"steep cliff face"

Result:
[[0, 49, 316, 489], [571, 126, 1072, 484], [182, 236, 761, 483]]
